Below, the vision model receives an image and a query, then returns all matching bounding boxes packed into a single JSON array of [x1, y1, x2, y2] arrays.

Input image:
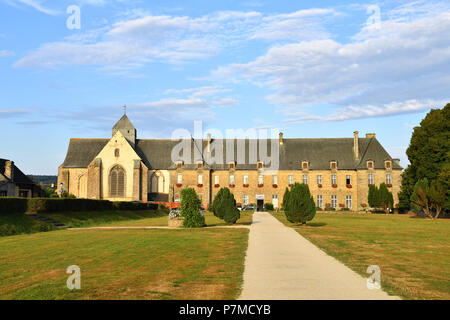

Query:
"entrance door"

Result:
[[257, 199, 264, 212]]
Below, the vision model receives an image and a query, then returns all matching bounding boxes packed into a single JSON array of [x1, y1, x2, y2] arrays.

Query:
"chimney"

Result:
[[5, 161, 14, 181], [279, 132, 284, 145], [366, 133, 376, 139], [206, 133, 211, 153], [353, 131, 359, 160]]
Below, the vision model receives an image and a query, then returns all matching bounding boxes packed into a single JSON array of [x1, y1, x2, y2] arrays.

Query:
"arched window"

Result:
[[110, 165, 125, 197]]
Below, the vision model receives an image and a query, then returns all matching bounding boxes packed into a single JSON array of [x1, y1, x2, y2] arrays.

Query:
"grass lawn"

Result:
[[40, 210, 165, 228], [39, 210, 253, 228], [272, 211, 450, 300], [0, 214, 55, 237], [0, 227, 249, 299], [85, 210, 254, 228]]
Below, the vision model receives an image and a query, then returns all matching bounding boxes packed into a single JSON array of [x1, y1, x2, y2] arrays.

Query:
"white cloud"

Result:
[[0, 50, 15, 57], [212, 5, 450, 121], [2, 0, 60, 15], [14, 8, 336, 69]]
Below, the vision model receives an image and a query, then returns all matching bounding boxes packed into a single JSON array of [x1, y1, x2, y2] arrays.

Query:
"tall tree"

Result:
[[400, 103, 450, 210], [284, 183, 316, 226]]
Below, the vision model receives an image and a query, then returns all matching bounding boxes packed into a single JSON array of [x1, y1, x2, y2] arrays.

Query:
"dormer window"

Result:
[[367, 160, 374, 169], [302, 161, 309, 170], [229, 162, 235, 169], [385, 160, 392, 169], [330, 161, 337, 170], [197, 161, 203, 169], [257, 161, 263, 169], [176, 161, 183, 169]]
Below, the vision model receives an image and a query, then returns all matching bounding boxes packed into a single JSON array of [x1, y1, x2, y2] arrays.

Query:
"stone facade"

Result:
[[58, 116, 403, 211]]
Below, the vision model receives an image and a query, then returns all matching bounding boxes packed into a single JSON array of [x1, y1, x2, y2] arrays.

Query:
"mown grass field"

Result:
[[0, 214, 55, 237], [0, 227, 249, 299], [39, 210, 253, 228], [40, 210, 165, 228], [272, 211, 450, 300]]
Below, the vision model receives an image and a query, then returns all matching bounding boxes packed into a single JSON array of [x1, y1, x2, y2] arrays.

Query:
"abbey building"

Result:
[[58, 115, 402, 211]]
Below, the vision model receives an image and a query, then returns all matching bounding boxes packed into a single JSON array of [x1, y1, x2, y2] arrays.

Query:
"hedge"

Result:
[[27, 199, 114, 213], [0, 198, 28, 215], [27, 198, 159, 214]]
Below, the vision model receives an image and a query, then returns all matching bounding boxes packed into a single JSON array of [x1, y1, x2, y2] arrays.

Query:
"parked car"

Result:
[[237, 205, 243, 211], [242, 205, 255, 211]]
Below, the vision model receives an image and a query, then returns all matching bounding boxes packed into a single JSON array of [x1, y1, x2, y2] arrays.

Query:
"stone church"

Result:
[[58, 115, 402, 211]]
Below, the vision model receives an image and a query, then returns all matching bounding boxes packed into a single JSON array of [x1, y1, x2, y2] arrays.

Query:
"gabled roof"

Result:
[[112, 115, 135, 131], [60, 136, 402, 170], [0, 158, 37, 185]]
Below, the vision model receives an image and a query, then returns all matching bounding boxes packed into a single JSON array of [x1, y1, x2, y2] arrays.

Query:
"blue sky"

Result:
[[0, 0, 449, 174]]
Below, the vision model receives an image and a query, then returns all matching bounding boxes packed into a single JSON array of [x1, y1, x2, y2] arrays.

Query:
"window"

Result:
[[214, 175, 219, 185], [331, 195, 337, 209], [368, 173, 374, 185], [385, 161, 391, 169], [317, 195, 323, 208], [257, 161, 263, 169], [176, 161, 182, 169], [243, 174, 249, 185], [303, 174, 308, 185], [272, 175, 278, 185], [330, 161, 337, 170], [110, 165, 125, 197], [302, 161, 309, 170], [346, 175, 351, 185], [0, 190, 7, 197], [367, 161, 374, 169], [197, 161, 203, 169], [177, 173, 182, 184], [386, 174, 392, 184], [243, 194, 249, 205], [288, 174, 293, 185], [317, 175, 322, 185], [331, 174, 337, 185], [198, 174, 203, 185], [258, 174, 264, 185], [346, 195, 352, 208], [229, 162, 235, 169], [114, 148, 120, 157], [175, 193, 180, 202], [230, 175, 235, 185], [272, 194, 279, 207]]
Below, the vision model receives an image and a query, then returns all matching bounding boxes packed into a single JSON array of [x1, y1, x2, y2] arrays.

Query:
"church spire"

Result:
[[112, 111, 137, 148]]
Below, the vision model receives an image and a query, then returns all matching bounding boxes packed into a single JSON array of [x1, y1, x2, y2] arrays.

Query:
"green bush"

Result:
[[284, 183, 316, 225], [264, 203, 274, 211], [27, 198, 113, 213], [212, 187, 240, 224], [0, 198, 28, 214], [180, 188, 205, 228]]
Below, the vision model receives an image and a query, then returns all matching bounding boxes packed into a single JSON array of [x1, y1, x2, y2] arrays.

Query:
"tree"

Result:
[[180, 188, 205, 228], [437, 161, 450, 212], [212, 187, 240, 224], [284, 183, 316, 226], [368, 184, 380, 208], [410, 178, 432, 219], [401, 103, 450, 209], [429, 180, 446, 219], [378, 183, 394, 214], [282, 187, 290, 211]]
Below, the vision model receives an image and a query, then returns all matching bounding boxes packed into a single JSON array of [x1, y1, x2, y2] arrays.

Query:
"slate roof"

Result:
[[61, 136, 402, 171], [113, 115, 135, 131], [0, 159, 37, 185]]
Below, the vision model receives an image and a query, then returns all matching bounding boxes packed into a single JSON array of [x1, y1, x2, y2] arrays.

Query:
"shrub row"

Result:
[[0, 197, 159, 214], [0, 198, 28, 214]]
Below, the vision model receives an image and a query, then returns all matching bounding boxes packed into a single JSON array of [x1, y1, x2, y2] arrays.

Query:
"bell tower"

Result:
[[112, 109, 137, 148]]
